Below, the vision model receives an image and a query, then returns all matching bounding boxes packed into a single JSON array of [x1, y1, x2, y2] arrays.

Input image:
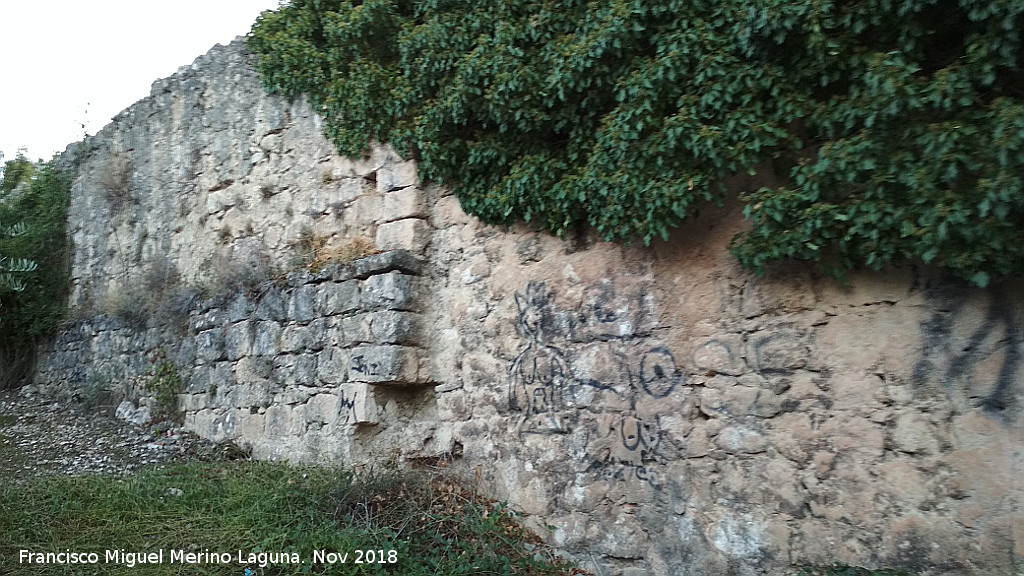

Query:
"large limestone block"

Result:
[[361, 272, 417, 311], [252, 321, 283, 356], [381, 187, 427, 221], [288, 284, 318, 323], [195, 329, 226, 362], [224, 321, 254, 361], [376, 159, 420, 193], [319, 280, 360, 315], [341, 313, 372, 344], [353, 250, 424, 279], [369, 310, 420, 344], [348, 345, 421, 384], [337, 383, 381, 424], [375, 218, 432, 252], [317, 346, 350, 385]]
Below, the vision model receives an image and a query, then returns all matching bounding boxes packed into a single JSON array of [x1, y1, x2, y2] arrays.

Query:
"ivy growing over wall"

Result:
[[249, 0, 1024, 286]]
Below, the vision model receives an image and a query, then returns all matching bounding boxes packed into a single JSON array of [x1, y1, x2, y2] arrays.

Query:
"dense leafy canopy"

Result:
[[0, 154, 72, 386], [249, 0, 1024, 285]]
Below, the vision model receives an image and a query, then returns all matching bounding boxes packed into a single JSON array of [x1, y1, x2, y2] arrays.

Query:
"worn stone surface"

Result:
[[30, 37, 1024, 576]]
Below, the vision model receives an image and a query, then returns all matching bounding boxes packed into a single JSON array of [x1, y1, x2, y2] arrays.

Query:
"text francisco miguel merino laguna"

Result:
[[19, 548, 398, 568]]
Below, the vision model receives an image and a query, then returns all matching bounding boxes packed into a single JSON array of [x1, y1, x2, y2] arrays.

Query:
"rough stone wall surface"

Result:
[[35, 38, 1023, 576]]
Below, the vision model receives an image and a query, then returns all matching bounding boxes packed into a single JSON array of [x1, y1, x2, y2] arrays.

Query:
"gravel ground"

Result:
[[0, 388, 247, 483]]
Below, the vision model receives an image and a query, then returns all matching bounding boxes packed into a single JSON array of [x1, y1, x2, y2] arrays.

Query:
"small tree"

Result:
[[0, 153, 72, 388], [0, 149, 37, 195], [0, 150, 40, 317]]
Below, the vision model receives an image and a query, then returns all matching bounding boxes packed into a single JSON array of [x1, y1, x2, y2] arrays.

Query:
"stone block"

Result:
[[273, 385, 317, 406], [226, 293, 254, 322], [348, 345, 421, 384], [237, 411, 266, 441], [431, 194, 473, 228], [188, 361, 233, 394], [375, 218, 432, 252], [255, 286, 287, 321], [188, 409, 217, 439], [305, 318, 331, 350], [570, 341, 631, 390], [179, 393, 209, 412], [192, 308, 226, 332], [224, 382, 272, 408], [376, 159, 419, 192], [252, 321, 282, 356], [292, 354, 318, 385], [288, 284, 317, 323], [319, 280, 360, 315], [264, 403, 304, 437], [361, 272, 417, 311], [353, 249, 424, 279], [317, 346, 350, 385], [224, 321, 254, 361], [337, 382, 381, 424], [273, 353, 318, 387], [196, 329, 226, 362], [317, 260, 355, 282], [382, 187, 427, 221], [750, 389, 785, 418], [236, 356, 274, 383], [305, 393, 340, 425], [279, 324, 312, 353], [341, 313, 372, 344], [350, 194, 383, 230], [369, 311, 420, 344], [211, 409, 242, 442]]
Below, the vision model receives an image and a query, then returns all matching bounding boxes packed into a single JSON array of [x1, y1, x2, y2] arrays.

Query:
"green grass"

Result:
[[0, 461, 577, 576]]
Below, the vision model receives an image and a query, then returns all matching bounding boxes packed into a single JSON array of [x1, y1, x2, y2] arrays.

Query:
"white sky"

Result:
[[0, 0, 283, 164]]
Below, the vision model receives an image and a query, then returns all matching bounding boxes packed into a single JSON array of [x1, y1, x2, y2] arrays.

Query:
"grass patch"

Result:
[[0, 461, 579, 575], [292, 230, 379, 273]]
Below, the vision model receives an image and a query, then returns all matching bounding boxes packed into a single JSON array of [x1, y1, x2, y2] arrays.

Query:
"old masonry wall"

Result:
[[33, 38, 1023, 576]]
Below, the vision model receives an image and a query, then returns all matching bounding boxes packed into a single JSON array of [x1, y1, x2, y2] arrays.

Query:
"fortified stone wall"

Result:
[[34, 38, 1024, 575]]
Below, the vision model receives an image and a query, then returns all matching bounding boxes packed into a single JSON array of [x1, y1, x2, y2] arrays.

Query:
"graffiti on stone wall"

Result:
[[508, 282, 571, 434], [913, 285, 1023, 415], [508, 281, 687, 483], [338, 389, 358, 424], [585, 345, 685, 483]]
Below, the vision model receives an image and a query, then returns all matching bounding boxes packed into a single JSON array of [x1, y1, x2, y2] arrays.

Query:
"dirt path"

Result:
[[0, 388, 244, 483]]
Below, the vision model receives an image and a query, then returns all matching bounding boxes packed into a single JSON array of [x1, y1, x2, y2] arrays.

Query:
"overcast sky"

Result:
[[0, 0, 283, 164]]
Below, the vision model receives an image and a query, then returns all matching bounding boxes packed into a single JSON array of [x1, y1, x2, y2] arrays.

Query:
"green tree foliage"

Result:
[[0, 151, 41, 298], [249, 0, 1024, 285], [0, 221, 37, 294], [0, 154, 73, 386], [0, 150, 37, 195]]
